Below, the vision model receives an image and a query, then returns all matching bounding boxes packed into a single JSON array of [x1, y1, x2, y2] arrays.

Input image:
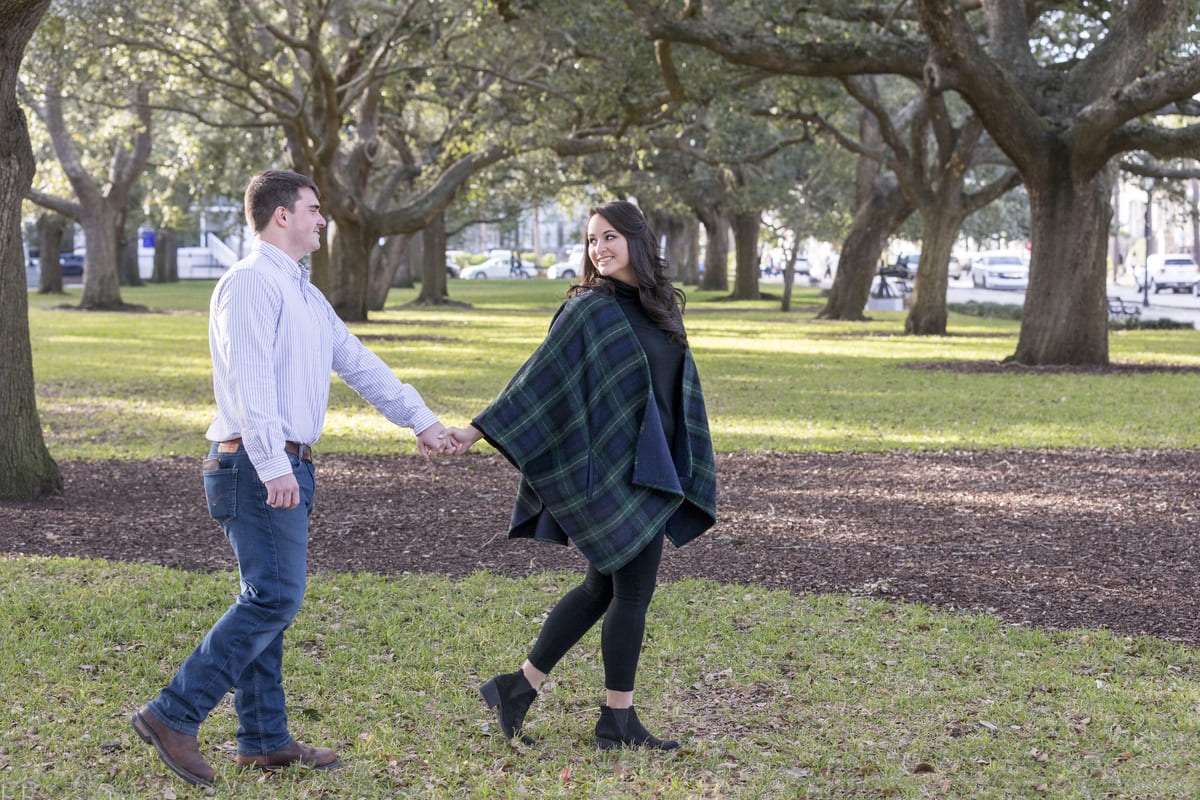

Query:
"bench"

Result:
[[1107, 296, 1141, 322]]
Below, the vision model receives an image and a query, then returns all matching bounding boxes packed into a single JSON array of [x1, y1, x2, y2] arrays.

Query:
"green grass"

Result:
[[3, 556, 1199, 800], [16, 280, 1200, 798], [25, 280, 1200, 460]]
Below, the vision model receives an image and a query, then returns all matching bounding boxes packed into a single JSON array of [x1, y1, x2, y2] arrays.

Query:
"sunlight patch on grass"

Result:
[[26, 281, 1200, 460]]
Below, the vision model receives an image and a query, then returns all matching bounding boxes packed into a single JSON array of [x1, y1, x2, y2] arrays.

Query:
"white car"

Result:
[[971, 251, 1029, 290], [545, 260, 582, 280], [460, 255, 532, 279], [1136, 253, 1200, 294]]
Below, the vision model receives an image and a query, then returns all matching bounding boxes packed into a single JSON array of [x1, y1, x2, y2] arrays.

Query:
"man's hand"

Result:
[[415, 422, 450, 462], [442, 425, 483, 456], [264, 474, 300, 509]]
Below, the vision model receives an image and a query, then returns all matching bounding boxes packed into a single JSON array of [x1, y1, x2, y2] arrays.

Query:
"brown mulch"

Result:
[[3, 450, 1199, 646]]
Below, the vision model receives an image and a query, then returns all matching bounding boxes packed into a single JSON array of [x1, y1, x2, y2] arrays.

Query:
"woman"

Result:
[[444, 201, 717, 750]]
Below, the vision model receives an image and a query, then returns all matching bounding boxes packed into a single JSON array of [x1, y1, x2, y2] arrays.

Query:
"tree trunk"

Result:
[[78, 206, 124, 309], [1, 0, 63, 499], [367, 234, 412, 310], [658, 213, 685, 281], [698, 211, 729, 291], [780, 224, 803, 313], [905, 212, 959, 335], [415, 214, 449, 305], [151, 227, 178, 283], [396, 231, 421, 289], [36, 211, 67, 294], [730, 211, 761, 300], [819, 178, 912, 320], [309, 238, 332, 296], [1012, 163, 1113, 365], [118, 233, 142, 287], [326, 217, 375, 321], [679, 216, 700, 285]]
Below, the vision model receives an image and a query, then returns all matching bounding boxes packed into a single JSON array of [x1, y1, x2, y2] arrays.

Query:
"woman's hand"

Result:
[[442, 425, 484, 455]]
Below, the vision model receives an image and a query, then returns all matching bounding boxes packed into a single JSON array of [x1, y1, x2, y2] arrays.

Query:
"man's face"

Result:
[[283, 187, 326, 257]]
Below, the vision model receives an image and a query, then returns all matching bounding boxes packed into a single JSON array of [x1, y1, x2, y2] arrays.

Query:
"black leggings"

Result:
[[526, 531, 665, 692]]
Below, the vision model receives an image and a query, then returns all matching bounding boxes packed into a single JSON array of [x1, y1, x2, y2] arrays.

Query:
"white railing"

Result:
[[205, 232, 241, 268]]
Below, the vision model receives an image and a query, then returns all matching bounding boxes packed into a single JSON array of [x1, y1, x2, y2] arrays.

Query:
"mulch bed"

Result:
[[3, 450, 1199, 646]]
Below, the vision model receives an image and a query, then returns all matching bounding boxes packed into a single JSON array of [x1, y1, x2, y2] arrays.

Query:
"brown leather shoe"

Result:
[[235, 740, 341, 772], [129, 706, 216, 787]]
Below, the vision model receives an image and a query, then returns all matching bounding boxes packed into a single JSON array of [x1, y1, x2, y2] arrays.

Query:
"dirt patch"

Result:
[[3, 450, 1198, 646]]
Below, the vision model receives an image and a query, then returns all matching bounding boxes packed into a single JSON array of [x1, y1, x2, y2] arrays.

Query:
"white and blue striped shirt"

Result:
[[205, 241, 438, 482]]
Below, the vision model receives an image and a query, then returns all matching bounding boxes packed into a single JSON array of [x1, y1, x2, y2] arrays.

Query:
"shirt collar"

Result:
[[252, 240, 309, 286]]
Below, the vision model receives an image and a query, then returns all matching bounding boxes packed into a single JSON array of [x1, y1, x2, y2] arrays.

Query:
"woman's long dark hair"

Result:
[[569, 201, 688, 344]]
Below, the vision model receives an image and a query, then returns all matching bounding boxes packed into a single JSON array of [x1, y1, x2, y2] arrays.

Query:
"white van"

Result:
[[1137, 253, 1200, 294]]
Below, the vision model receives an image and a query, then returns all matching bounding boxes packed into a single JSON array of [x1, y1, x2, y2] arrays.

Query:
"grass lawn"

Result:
[[24, 279, 1200, 460], [10, 280, 1200, 798], [4, 557, 1199, 799]]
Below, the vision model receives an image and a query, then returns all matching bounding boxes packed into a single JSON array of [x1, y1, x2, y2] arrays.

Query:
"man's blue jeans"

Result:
[[147, 444, 315, 756]]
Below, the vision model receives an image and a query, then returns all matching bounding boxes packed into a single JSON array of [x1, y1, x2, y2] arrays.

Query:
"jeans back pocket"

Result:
[[202, 467, 238, 523]]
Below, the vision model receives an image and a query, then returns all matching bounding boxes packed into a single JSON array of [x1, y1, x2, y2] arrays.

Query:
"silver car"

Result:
[[971, 251, 1029, 290]]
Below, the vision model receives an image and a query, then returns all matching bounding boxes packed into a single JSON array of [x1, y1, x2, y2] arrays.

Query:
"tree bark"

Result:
[[730, 211, 761, 300], [35, 212, 67, 294], [118, 232, 142, 287], [1, 0, 63, 499], [415, 213, 450, 305], [1012, 163, 1113, 365], [151, 227, 178, 283], [325, 217, 376, 321], [79, 207, 124, 309], [657, 213, 686, 281], [697, 209, 730, 291], [367, 234, 412, 310], [905, 212, 957, 334]]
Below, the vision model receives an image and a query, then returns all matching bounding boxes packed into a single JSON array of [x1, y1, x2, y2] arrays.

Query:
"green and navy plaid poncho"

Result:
[[473, 289, 717, 574]]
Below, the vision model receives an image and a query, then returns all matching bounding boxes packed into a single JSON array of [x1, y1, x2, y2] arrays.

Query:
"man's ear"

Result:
[[272, 204, 290, 228]]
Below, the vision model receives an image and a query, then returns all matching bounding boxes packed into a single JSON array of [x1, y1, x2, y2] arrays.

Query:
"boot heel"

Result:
[[479, 678, 501, 709], [595, 736, 620, 751]]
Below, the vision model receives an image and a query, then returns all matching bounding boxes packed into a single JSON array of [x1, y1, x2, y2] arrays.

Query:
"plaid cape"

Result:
[[473, 290, 717, 574]]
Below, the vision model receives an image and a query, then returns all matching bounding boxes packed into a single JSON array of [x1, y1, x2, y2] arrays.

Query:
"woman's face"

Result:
[[587, 214, 637, 285]]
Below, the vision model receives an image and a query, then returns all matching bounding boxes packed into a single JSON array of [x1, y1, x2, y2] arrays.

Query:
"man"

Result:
[[130, 170, 448, 787]]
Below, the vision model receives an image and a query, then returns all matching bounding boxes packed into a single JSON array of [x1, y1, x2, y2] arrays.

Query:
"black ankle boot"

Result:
[[479, 671, 538, 745], [594, 705, 679, 751]]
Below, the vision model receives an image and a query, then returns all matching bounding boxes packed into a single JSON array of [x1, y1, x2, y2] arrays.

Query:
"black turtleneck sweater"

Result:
[[607, 278, 687, 446]]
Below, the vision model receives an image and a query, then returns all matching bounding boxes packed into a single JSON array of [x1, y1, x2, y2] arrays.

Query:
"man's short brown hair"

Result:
[[244, 171, 320, 233]]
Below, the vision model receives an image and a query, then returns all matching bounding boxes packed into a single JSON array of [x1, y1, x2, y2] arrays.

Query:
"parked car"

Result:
[[446, 261, 461, 279], [1135, 253, 1200, 294], [970, 251, 1029, 290], [460, 254, 533, 279], [545, 260, 581, 280], [47, 253, 84, 278]]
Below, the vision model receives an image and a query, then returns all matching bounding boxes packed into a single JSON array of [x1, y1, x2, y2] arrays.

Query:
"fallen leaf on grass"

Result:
[[913, 762, 935, 774]]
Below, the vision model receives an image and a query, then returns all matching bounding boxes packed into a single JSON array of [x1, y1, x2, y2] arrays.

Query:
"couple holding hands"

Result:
[[129, 171, 717, 788]]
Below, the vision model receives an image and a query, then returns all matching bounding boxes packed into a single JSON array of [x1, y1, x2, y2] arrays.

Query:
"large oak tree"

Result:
[[624, 0, 1200, 364], [1, 0, 62, 500], [914, 0, 1200, 363]]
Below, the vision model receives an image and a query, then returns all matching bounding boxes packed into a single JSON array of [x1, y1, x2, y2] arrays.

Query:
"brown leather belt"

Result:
[[218, 437, 313, 464]]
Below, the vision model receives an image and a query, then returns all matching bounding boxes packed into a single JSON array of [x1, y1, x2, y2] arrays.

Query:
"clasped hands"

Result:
[[415, 422, 484, 461]]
